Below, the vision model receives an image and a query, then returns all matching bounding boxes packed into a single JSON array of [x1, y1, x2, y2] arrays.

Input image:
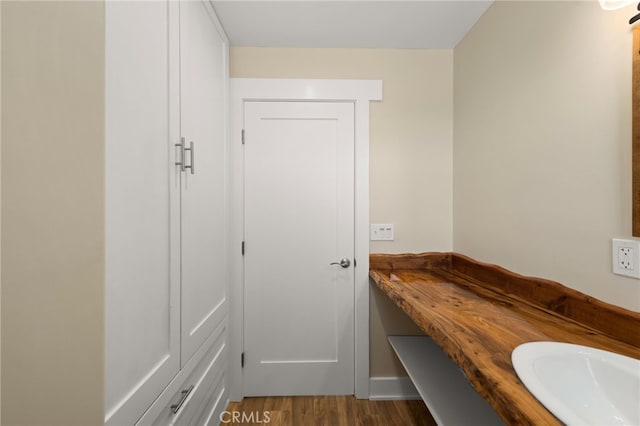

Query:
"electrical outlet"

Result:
[[618, 247, 633, 270], [612, 238, 640, 278]]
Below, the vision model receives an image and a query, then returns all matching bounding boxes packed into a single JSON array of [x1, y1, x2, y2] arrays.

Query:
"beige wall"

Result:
[[1, 2, 105, 424], [231, 47, 453, 376], [454, 2, 640, 312]]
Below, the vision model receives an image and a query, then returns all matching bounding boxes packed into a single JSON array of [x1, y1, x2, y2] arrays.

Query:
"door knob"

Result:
[[330, 258, 351, 268]]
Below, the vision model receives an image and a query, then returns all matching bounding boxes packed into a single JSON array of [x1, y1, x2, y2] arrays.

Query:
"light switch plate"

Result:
[[371, 224, 394, 241]]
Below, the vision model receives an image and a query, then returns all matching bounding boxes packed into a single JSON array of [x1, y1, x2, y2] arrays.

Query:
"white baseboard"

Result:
[[369, 377, 421, 400]]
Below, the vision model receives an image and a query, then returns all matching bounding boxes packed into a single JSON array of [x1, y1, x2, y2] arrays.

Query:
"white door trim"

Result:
[[228, 78, 382, 401]]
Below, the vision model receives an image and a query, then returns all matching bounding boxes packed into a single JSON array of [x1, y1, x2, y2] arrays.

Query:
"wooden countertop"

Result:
[[370, 252, 640, 426]]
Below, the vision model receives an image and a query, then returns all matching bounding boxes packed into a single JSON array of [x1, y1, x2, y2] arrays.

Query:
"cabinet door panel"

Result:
[[105, 2, 180, 424], [179, 0, 228, 365]]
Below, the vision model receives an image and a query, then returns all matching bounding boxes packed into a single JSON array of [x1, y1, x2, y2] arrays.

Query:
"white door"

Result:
[[179, 0, 228, 366], [243, 101, 355, 396]]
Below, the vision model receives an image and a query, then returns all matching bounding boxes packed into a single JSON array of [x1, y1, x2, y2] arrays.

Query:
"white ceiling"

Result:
[[211, 1, 494, 49]]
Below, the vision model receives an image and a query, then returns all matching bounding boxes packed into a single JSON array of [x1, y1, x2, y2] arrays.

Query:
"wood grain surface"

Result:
[[370, 252, 640, 426], [222, 396, 436, 426]]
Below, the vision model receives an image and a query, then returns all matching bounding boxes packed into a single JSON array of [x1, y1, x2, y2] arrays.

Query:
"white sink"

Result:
[[512, 341, 640, 426]]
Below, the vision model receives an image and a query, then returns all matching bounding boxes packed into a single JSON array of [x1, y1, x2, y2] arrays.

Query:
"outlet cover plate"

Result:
[[612, 238, 640, 279]]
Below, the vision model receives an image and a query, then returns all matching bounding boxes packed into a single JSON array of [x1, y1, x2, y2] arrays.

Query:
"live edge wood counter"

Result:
[[370, 252, 640, 426]]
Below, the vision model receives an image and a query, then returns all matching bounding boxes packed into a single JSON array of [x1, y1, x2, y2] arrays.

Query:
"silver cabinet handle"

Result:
[[184, 141, 194, 175], [170, 384, 194, 414], [175, 137, 186, 172], [176, 139, 194, 174], [330, 258, 351, 268]]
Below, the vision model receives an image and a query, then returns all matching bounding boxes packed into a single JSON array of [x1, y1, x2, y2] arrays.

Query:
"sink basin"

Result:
[[512, 341, 640, 426]]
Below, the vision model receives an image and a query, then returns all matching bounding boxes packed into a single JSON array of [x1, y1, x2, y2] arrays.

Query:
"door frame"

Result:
[[228, 78, 382, 401]]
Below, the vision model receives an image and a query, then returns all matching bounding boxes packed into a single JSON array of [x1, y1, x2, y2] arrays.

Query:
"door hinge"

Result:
[[354, 258, 357, 268], [241, 352, 245, 368], [241, 241, 245, 256], [241, 129, 245, 145]]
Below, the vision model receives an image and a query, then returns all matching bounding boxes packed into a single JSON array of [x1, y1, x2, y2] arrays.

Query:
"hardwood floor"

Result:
[[220, 396, 436, 426]]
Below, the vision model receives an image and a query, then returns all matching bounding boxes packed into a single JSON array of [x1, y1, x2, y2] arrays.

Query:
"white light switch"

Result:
[[371, 224, 394, 241]]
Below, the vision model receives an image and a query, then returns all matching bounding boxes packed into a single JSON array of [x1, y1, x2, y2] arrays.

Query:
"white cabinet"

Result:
[[179, 0, 228, 367], [104, 1, 229, 424]]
